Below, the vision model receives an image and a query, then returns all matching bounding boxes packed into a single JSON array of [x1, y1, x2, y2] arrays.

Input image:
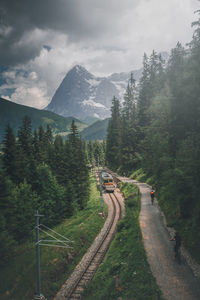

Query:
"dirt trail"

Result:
[[122, 178, 200, 300]]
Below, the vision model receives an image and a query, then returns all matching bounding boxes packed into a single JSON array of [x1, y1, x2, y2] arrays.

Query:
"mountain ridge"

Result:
[[45, 65, 142, 120], [0, 97, 86, 141]]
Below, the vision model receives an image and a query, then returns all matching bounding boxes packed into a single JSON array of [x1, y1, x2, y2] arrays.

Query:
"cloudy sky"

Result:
[[0, 0, 199, 109]]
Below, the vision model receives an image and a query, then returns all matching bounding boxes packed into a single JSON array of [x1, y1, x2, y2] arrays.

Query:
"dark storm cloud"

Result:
[[0, 0, 198, 109], [0, 0, 135, 66]]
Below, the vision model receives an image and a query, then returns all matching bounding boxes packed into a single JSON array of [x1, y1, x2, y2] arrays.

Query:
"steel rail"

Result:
[[66, 192, 122, 300]]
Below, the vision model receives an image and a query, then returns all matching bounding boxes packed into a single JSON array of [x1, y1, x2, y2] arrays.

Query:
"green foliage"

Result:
[[0, 117, 90, 263], [0, 97, 87, 141], [81, 118, 109, 140], [105, 12, 200, 263], [0, 175, 105, 300], [87, 140, 106, 167], [0, 215, 16, 265], [2, 125, 18, 182], [106, 97, 121, 170], [8, 181, 39, 241], [83, 183, 163, 300]]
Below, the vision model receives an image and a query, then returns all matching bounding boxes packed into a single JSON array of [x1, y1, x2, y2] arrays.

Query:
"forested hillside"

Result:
[[0, 117, 90, 263], [0, 97, 87, 141], [80, 118, 109, 140], [106, 12, 200, 262]]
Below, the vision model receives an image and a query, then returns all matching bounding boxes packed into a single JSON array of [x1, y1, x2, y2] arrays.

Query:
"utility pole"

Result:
[[33, 212, 72, 300], [34, 210, 45, 300]]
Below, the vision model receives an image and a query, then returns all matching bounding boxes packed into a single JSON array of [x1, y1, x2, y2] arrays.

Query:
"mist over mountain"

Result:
[[45, 65, 142, 120]]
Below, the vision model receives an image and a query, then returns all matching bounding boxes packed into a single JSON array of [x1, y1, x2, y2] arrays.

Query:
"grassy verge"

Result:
[[0, 173, 105, 300], [130, 168, 155, 186], [131, 168, 200, 264], [83, 182, 164, 300], [158, 186, 200, 264]]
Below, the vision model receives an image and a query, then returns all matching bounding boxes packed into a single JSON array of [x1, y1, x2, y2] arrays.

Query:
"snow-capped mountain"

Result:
[[45, 65, 142, 120]]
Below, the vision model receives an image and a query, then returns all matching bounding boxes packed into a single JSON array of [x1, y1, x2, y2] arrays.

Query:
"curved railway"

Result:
[[55, 189, 123, 300]]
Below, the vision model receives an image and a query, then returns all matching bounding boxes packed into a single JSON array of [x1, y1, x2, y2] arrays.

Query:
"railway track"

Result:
[[55, 190, 123, 300]]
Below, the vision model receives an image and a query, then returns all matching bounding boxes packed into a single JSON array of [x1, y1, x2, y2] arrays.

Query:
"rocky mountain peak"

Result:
[[45, 65, 142, 121], [69, 65, 93, 79]]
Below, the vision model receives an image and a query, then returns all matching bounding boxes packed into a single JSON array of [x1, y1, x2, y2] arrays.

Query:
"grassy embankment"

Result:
[[130, 168, 200, 264], [83, 182, 164, 300], [0, 173, 105, 300]]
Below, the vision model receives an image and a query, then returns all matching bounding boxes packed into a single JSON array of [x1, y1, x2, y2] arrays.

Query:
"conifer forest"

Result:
[[0, 6, 200, 291], [106, 12, 200, 260], [0, 119, 106, 263]]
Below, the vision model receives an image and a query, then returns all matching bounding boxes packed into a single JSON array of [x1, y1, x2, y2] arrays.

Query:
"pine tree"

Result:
[[138, 53, 151, 127], [8, 181, 39, 241], [2, 125, 18, 182], [35, 164, 67, 226], [18, 115, 33, 157], [106, 97, 121, 170], [167, 42, 187, 158], [17, 116, 34, 183], [48, 134, 65, 184], [120, 74, 138, 173], [0, 172, 17, 261], [87, 140, 95, 166]]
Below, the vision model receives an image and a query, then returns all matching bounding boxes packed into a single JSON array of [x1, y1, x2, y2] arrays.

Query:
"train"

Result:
[[101, 172, 115, 193]]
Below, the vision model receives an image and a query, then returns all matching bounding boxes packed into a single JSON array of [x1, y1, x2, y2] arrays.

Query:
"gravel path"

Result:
[[122, 178, 200, 300]]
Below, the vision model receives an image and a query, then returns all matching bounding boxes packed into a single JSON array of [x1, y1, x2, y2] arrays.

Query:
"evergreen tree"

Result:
[[35, 164, 67, 226], [0, 214, 16, 264], [33, 129, 40, 163], [8, 181, 39, 241], [106, 97, 121, 170], [2, 125, 18, 182], [0, 172, 16, 262], [18, 115, 33, 157], [120, 74, 138, 173], [138, 53, 151, 127], [167, 42, 187, 158], [67, 121, 89, 210], [17, 116, 34, 183], [87, 140, 95, 166]]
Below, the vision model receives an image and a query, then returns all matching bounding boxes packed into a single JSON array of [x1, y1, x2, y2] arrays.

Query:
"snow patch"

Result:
[[82, 97, 106, 109], [94, 113, 100, 118], [111, 81, 127, 100], [85, 78, 100, 87]]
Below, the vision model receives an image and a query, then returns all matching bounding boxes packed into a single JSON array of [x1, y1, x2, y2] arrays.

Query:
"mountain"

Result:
[[45, 65, 142, 120], [0, 97, 87, 141], [80, 118, 109, 141]]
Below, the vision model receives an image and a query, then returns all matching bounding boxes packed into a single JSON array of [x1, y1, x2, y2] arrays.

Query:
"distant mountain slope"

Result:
[[46, 65, 142, 120], [0, 97, 86, 141], [46, 65, 114, 120], [80, 118, 109, 140]]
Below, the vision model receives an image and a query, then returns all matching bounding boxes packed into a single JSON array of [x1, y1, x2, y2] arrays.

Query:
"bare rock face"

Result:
[[45, 65, 142, 121]]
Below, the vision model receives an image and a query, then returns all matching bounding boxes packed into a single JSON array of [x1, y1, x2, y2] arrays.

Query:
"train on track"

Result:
[[101, 172, 115, 193]]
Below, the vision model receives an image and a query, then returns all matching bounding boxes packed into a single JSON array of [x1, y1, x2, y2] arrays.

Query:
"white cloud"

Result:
[[0, 0, 199, 109], [9, 86, 49, 108], [0, 68, 49, 108]]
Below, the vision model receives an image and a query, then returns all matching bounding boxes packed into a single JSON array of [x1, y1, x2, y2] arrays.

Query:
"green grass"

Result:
[[83, 182, 164, 300], [0, 174, 105, 300], [131, 168, 200, 264], [130, 168, 156, 187], [158, 185, 200, 264], [130, 168, 148, 182]]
